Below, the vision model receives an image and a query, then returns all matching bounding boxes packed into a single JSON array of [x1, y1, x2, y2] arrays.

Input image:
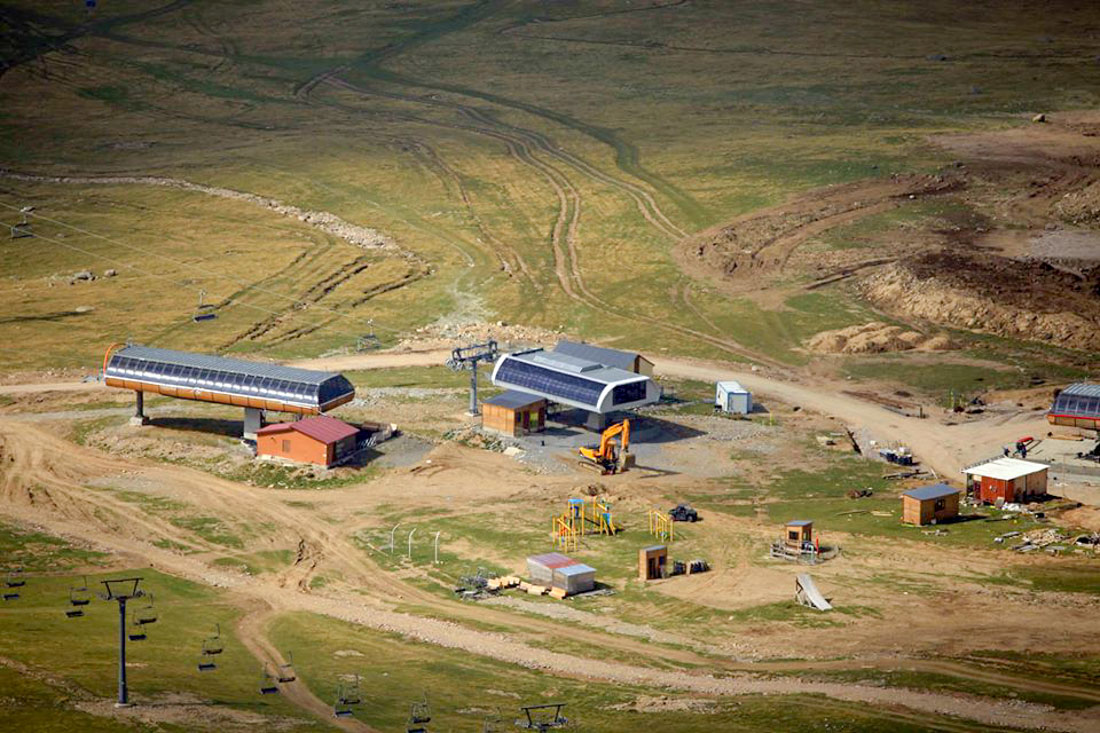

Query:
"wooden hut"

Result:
[[482, 390, 547, 437], [256, 415, 359, 468], [901, 484, 961, 526], [638, 545, 668, 581]]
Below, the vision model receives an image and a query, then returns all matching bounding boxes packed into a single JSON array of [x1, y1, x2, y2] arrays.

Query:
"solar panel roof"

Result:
[[491, 349, 656, 413], [106, 345, 354, 409], [112, 345, 339, 384]]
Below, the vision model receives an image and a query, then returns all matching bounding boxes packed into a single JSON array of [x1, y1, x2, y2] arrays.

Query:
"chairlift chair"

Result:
[[134, 593, 157, 625], [128, 608, 147, 642], [192, 289, 218, 322], [334, 674, 361, 718], [4, 569, 24, 600], [201, 623, 223, 656], [66, 577, 91, 617], [408, 693, 432, 731], [259, 664, 279, 695], [276, 651, 296, 683]]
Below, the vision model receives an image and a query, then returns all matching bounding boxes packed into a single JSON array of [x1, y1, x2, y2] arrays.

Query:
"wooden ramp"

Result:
[[795, 573, 832, 611]]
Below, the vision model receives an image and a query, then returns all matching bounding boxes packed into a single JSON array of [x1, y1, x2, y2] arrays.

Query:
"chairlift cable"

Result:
[[2, 222, 379, 346], [0, 199, 400, 335]]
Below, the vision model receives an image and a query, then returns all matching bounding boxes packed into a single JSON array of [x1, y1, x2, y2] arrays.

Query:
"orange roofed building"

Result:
[[256, 415, 359, 468]]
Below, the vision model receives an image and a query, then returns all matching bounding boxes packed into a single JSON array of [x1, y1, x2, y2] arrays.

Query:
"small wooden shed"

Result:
[[639, 545, 668, 581], [901, 483, 961, 526], [785, 520, 813, 549], [256, 415, 359, 468], [482, 390, 547, 437]]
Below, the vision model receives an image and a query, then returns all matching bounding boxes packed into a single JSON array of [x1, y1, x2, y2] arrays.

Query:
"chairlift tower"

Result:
[[446, 340, 498, 417], [98, 577, 145, 707]]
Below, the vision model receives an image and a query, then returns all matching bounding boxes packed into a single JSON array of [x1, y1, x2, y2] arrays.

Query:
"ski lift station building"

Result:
[[103, 344, 355, 438], [489, 348, 659, 428]]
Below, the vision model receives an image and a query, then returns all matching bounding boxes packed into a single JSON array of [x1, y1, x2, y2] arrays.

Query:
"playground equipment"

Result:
[[795, 573, 832, 611], [552, 514, 579, 552], [552, 496, 617, 550], [66, 577, 91, 618], [516, 703, 569, 731], [258, 664, 279, 695], [578, 419, 632, 474], [647, 508, 674, 543], [334, 674, 362, 718]]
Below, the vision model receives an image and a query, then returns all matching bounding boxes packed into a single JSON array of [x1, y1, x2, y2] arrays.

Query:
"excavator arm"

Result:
[[579, 419, 631, 471]]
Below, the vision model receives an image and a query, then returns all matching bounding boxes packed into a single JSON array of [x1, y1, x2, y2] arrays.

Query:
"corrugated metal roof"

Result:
[[963, 458, 1048, 481], [554, 340, 639, 372], [1061, 383, 1100, 398], [717, 380, 749, 394], [115, 345, 338, 385], [484, 390, 544, 410], [641, 545, 667, 553], [527, 553, 578, 569], [257, 415, 359, 444], [293, 415, 359, 444], [556, 563, 596, 576], [786, 519, 813, 527], [903, 483, 960, 501]]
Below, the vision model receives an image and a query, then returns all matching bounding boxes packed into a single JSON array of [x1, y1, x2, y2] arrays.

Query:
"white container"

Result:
[[716, 381, 752, 414]]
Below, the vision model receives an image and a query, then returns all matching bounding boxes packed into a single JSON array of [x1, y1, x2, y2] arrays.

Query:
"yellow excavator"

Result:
[[578, 419, 633, 474]]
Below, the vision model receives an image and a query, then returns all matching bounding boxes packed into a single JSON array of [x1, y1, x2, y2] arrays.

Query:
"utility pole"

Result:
[[98, 577, 145, 707], [446, 341, 499, 417]]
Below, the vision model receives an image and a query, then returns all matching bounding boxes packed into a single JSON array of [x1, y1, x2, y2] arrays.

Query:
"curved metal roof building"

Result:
[[104, 345, 355, 415], [1048, 383, 1100, 430], [490, 349, 659, 414]]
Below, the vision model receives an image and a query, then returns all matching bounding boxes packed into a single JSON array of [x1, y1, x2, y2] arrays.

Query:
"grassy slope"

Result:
[[1, 1, 1098, 371]]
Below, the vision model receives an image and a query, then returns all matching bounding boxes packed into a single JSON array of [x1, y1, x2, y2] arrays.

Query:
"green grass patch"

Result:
[[0, 520, 108, 573]]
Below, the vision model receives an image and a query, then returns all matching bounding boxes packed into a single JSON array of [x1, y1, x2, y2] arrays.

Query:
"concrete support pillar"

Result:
[[243, 407, 263, 440], [585, 411, 607, 432], [129, 391, 149, 426]]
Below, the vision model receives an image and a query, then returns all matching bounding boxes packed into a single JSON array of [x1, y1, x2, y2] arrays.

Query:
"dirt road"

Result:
[[2, 347, 1055, 479]]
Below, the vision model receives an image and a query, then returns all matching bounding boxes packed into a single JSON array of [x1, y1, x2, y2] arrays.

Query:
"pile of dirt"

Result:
[[675, 174, 962, 290], [806, 322, 953, 354], [860, 253, 1100, 351], [396, 320, 561, 350]]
